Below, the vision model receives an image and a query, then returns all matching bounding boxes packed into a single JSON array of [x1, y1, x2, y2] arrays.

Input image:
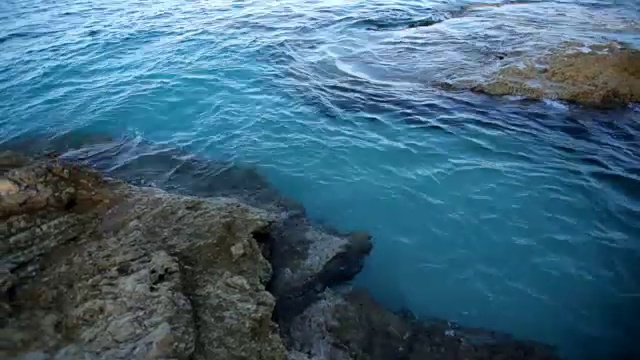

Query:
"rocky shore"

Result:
[[1, 136, 561, 360], [471, 42, 640, 108]]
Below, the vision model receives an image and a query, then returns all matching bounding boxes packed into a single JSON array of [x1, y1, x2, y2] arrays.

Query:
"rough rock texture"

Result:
[[1, 133, 373, 319], [0, 140, 562, 360], [286, 289, 561, 360], [472, 42, 640, 107], [0, 152, 286, 359]]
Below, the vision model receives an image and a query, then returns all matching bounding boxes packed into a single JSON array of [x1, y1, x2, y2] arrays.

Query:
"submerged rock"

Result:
[[472, 42, 640, 107], [286, 289, 560, 360], [0, 153, 286, 359]]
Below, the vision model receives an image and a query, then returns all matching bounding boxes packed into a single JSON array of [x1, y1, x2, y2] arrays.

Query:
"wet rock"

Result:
[[0, 142, 561, 360], [0, 153, 286, 359], [0, 178, 18, 195], [286, 289, 560, 360], [269, 216, 372, 320], [472, 42, 640, 107], [0, 133, 373, 320]]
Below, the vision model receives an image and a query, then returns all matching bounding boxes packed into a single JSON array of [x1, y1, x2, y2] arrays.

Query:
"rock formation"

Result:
[[1, 133, 373, 319], [1, 152, 286, 359], [472, 42, 640, 107], [285, 289, 559, 360], [0, 138, 562, 360]]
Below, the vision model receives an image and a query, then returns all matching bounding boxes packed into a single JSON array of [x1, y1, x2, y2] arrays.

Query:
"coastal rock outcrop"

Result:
[[1, 133, 373, 319], [1, 144, 562, 360], [285, 289, 559, 360], [1, 152, 286, 359], [471, 42, 640, 107]]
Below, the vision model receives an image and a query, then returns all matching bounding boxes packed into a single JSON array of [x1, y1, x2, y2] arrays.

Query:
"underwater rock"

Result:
[[472, 42, 640, 107], [286, 289, 561, 360], [0, 153, 286, 359]]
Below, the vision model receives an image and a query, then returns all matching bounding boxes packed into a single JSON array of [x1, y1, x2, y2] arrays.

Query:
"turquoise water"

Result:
[[1, 0, 640, 359]]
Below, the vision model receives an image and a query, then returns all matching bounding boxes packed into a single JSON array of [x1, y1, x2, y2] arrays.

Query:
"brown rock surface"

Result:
[[0, 134, 374, 320], [0, 153, 286, 359], [473, 43, 640, 107], [0, 146, 562, 360]]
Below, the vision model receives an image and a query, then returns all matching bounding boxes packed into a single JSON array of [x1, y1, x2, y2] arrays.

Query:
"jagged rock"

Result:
[[0, 140, 561, 360], [472, 42, 640, 107], [0, 153, 286, 359], [286, 289, 560, 360], [1, 134, 373, 319]]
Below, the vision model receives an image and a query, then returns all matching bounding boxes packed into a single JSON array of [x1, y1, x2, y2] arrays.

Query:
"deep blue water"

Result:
[[1, 0, 640, 359]]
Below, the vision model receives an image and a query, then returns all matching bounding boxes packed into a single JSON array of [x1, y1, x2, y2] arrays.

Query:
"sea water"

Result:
[[1, 0, 639, 359]]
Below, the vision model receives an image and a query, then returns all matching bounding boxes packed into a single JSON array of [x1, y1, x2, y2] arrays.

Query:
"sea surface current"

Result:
[[1, 1, 639, 359]]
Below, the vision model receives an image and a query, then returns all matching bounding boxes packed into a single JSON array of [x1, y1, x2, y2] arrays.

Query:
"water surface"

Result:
[[1, 1, 639, 359]]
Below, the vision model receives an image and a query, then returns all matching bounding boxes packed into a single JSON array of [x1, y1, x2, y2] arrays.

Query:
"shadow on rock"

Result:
[[286, 289, 561, 360]]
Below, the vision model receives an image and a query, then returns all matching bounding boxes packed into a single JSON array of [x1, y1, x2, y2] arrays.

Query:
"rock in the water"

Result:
[[1, 134, 373, 320], [472, 42, 640, 107], [0, 144, 561, 360], [0, 153, 286, 359], [268, 215, 372, 321], [286, 289, 561, 360]]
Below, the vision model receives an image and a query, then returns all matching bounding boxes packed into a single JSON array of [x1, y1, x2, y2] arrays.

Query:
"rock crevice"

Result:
[[1, 148, 560, 360]]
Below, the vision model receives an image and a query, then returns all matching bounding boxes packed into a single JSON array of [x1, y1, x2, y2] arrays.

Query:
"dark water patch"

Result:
[[0, 30, 57, 45], [591, 170, 640, 201], [86, 29, 101, 37], [343, 2, 457, 32], [2, 130, 293, 210], [580, 155, 613, 171], [355, 16, 444, 31]]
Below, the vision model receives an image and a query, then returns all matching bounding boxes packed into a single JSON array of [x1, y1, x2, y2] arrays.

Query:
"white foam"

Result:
[[543, 98, 568, 110]]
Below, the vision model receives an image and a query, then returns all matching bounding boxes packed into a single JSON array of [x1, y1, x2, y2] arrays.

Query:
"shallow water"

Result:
[[1, 0, 640, 359]]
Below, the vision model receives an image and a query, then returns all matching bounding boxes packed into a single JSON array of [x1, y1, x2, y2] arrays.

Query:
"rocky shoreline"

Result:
[[1, 135, 561, 360], [473, 42, 640, 108]]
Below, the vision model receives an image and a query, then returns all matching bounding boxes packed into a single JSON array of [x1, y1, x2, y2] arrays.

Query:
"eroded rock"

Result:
[[0, 153, 286, 359], [286, 289, 560, 360], [472, 42, 640, 107], [1, 134, 373, 320]]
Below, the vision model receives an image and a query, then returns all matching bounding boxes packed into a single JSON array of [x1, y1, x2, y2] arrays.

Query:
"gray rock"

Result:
[[0, 153, 286, 359], [1, 134, 373, 319], [286, 289, 561, 360]]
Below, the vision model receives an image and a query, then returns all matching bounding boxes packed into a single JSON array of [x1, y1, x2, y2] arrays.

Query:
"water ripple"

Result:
[[1, 0, 640, 359]]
